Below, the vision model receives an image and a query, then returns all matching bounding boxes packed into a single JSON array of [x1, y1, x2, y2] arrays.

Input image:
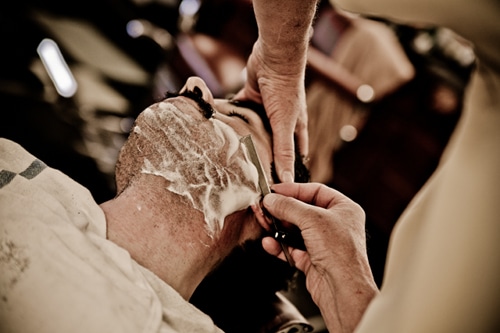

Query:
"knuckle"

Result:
[[275, 148, 296, 161], [350, 200, 365, 220], [275, 195, 294, 213]]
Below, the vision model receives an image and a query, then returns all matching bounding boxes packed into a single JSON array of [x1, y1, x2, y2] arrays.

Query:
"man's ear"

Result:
[[251, 204, 272, 232]]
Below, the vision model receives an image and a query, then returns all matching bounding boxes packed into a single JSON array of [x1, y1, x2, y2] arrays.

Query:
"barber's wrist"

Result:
[[252, 1, 315, 69], [312, 264, 378, 330], [251, 39, 308, 79], [257, 37, 309, 72]]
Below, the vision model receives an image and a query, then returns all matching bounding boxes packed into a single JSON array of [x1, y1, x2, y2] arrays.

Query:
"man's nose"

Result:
[[180, 76, 215, 106]]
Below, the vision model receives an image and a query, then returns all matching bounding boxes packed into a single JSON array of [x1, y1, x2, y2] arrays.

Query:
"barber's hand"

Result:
[[235, 39, 309, 183], [261, 182, 366, 277], [261, 182, 378, 332]]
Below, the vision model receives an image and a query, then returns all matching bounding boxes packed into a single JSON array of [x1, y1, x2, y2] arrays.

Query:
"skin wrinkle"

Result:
[[276, 22, 284, 44]]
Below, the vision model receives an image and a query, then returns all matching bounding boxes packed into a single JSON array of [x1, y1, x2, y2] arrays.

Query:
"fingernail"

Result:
[[281, 171, 294, 183]]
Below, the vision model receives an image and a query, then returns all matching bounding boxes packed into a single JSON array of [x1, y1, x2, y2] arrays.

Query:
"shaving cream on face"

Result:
[[135, 100, 261, 236]]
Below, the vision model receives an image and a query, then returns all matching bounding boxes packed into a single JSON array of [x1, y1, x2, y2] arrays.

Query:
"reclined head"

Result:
[[115, 76, 309, 239]]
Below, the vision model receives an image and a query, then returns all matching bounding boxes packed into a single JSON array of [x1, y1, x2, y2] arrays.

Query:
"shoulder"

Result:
[[331, 0, 500, 70], [0, 138, 106, 236]]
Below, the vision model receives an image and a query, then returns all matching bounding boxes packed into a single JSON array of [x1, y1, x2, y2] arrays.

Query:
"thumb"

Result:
[[263, 192, 320, 231]]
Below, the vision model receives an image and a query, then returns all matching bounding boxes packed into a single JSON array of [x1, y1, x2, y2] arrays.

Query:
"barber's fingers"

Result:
[[234, 83, 262, 104], [234, 87, 296, 183], [263, 183, 364, 232], [234, 88, 300, 184], [236, 79, 305, 184], [261, 76, 306, 184], [263, 192, 325, 232], [270, 117, 297, 183], [268, 182, 351, 210], [261, 236, 311, 272], [261, 236, 284, 257]]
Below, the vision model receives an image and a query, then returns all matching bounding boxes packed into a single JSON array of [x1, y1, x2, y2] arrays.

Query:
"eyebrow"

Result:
[[162, 91, 309, 183], [163, 88, 271, 132], [228, 100, 272, 135], [164, 87, 214, 119]]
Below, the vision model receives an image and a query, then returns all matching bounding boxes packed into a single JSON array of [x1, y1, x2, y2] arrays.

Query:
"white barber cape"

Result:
[[331, 0, 500, 331], [0, 138, 222, 333]]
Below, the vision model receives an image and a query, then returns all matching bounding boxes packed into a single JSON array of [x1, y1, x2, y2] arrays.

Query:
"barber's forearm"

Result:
[[312, 259, 379, 332], [252, 0, 318, 69]]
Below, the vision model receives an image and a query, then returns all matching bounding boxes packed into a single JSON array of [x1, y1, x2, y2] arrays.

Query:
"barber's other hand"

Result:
[[235, 39, 308, 183], [261, 182, 378, 333]]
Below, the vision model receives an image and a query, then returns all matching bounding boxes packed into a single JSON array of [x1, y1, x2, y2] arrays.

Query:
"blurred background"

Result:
[[0, 0, 475, 332]]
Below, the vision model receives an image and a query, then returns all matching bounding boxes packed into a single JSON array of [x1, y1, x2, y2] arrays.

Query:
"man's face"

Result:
[[174, 77, 273, 178], [133, 77, 273, 237]]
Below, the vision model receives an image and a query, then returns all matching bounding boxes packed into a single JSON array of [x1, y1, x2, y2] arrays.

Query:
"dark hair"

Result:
[[229, 100, 310, 184]]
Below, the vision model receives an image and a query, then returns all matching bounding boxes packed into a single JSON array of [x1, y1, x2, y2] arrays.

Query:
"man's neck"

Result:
[[100, 182, 227, 300]]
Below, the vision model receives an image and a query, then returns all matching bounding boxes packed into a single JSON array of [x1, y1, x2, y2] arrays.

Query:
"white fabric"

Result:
[[330, 0, 500, 331], [0, 138, 222, 333]]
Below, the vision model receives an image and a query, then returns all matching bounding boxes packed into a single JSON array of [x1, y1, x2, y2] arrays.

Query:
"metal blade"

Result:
[[240, 135, 295, 267], [240, 135, 271, 196]]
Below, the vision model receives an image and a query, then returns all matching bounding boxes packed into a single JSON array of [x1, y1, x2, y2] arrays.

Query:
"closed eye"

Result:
[[227, 110, 249, 123]]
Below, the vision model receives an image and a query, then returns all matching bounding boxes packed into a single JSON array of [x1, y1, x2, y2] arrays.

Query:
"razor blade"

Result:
[[240, 135, 296, 267]]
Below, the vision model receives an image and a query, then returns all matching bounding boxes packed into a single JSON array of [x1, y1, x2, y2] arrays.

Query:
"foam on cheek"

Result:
[[136, 101, 261, 236]]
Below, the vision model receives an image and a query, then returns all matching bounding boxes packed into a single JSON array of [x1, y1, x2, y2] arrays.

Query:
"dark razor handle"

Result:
[[272, 225, 306, 251]]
